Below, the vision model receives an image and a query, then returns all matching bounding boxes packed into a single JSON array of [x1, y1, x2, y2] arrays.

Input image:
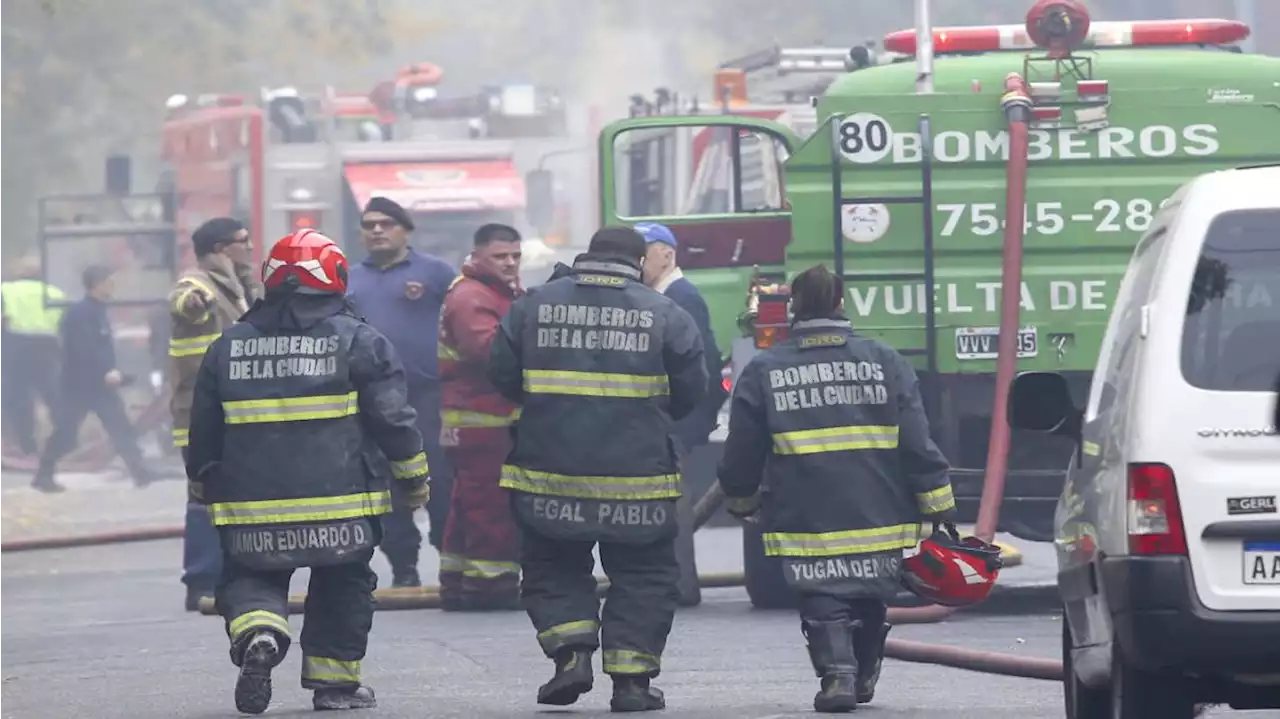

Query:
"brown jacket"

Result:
[[168, 254, 254, 448]]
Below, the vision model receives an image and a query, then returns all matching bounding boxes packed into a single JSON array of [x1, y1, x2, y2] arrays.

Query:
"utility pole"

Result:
[[915, 0, 935, 93], [1235, 0, 1257, 53]]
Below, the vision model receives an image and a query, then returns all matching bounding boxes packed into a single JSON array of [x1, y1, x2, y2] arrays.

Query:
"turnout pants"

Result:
[[800, 593, 888, 631], [215, 548, 378, 691], [37, 384, 149, 481], [520, 527, 680, 678], [379, 380, 452, 572], [439, 427, 519, 601]]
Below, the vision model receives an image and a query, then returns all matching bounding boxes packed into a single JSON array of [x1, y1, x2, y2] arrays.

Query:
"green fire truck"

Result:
[[583, 3, 1280, 605]]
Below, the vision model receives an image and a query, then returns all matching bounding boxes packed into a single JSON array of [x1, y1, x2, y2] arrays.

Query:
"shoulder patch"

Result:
[[799, 333, 848, 349], [575, 274, 627, 288]]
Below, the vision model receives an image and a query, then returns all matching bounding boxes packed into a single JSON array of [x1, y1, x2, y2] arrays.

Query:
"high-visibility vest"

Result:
[[0, 279, 66, 335]]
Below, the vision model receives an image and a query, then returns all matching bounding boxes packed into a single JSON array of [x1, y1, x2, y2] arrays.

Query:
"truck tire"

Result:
[[1109, 644, 1196, 719], [674, 493, 701, 607], [742, 522, 797, 609], [1063, 616, 1109, 718]]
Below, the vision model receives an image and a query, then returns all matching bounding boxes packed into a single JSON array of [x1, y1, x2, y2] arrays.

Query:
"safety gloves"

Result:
[[726, 492, 762, 525], [400, 477, 431, 509]]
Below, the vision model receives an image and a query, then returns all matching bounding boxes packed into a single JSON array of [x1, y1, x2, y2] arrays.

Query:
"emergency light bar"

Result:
[[776, 48, 851, 73], [883, 19, 1251, 55]]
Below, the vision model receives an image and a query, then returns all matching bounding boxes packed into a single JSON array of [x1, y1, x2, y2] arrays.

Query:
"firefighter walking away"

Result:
[[718, 265, 956, 713], [437, 223, 525, 611], [489, 227, 707, 712], [185, 229, 430, 714]]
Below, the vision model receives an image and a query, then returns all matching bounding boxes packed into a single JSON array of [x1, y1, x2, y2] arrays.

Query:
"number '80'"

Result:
[[839, 119, 890, 155]]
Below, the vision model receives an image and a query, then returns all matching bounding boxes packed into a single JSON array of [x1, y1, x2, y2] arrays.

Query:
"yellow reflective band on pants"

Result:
[[173, 427, 189, 448], [523, 369, 669, 398], [229, 609, 291, 641], [222, 392, 359, 424], [169, 332, 220, 358], [440, 552, 519, 579], [441, 408, 521, 428], [772, 425, 899, 455], [537, 620, 600, 654], [302, 656, 361, 685], [763, 523, 922, 557], [603, 649, 660, 675], [500, 465, 680, 501], [916, 484, 956, 514], [209, 490, 392, 526], [390, 452, 429, 480]]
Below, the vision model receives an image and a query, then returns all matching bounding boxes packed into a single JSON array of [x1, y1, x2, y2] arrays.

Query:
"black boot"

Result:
[[30, 458, 65, 493], [391, 567, 421, 588], [610, 676, 665, 713], [853, 622, 890, 703], [313, 684, 377, 710], [804, 619, 859, 713], [234, 631, 282, 715], [537, 648, 594, 706]]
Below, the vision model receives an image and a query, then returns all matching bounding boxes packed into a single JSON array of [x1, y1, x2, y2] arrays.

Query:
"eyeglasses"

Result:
[[361, 219, 398, 231]]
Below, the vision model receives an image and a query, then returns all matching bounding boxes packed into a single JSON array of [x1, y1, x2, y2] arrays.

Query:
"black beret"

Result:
[[363, 196, 415, 231]]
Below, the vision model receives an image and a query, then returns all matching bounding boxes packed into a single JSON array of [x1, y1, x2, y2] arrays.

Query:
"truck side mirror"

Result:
[[525, 169, 555, 234], [1008, 371, 1080, 439]]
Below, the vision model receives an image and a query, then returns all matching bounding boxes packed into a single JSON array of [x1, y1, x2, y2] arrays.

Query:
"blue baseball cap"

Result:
[[634, 222, 677, 248]]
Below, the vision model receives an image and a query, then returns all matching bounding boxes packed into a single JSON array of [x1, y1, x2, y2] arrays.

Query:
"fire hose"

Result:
[[4, 75, 1060, 683]]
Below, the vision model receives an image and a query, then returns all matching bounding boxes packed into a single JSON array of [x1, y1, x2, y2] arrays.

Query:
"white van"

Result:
[[1008, 163, 1280, 718]]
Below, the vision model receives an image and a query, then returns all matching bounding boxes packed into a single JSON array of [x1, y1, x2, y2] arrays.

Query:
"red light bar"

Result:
[[1032, 107, 1062, 121], [883, 19, 1249, 55], [1076, 80, 1109, 97]]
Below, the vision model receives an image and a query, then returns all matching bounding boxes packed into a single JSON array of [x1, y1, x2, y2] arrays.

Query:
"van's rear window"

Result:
[[1181, 209, 1280, 392]]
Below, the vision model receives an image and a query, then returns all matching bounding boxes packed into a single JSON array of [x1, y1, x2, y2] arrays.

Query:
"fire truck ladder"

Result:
[[718, 46, 852, 105], [827, 112, 940, 419]]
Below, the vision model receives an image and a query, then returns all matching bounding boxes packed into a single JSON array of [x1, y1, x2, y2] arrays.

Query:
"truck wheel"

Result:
[[1063, 617, 1109, 718], [1109, 644, 1196, 719], [742, 523, 797, 609]]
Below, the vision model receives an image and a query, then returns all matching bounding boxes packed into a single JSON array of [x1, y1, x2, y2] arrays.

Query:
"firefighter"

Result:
[[437, 223, 524, 611], [717, 265, 955, 713], [1, 255, 65, 456], [489, 227, 708, 712], [186, 229, 430, 714], [169, 217, 256, 612]]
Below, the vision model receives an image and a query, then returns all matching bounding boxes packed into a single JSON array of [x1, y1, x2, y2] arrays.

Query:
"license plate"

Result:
[[1243, 541, 1280, 585], [954, 326, 1038, 360]]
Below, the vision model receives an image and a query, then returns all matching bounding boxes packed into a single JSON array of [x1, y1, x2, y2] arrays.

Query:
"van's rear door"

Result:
[[1162, 204, 1280, 612]]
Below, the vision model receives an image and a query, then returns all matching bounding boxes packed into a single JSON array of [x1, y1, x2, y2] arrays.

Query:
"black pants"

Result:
[[215, 550, 378, 691], [378, 380, 452, 572], [520, 528, 681, 678], [37, 384, 148, 481], [1, 334, 59, 455], [799, 593, 888, 634]]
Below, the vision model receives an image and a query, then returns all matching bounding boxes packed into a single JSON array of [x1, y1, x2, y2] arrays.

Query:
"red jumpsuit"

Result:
[[437, 262, 523, 609]]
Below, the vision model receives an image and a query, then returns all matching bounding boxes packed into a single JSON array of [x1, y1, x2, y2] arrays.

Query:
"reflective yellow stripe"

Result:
[[438, 342, 461, 361], [763, 523, 922, 557], [229, 609, 291, 641], [771, 425, 899, 455], [523, 369, 669, 398], [172, 278, 215, 324], [209, 490, 391, 526], [441, 408, 521, 429], [439, 552, 520, 578], [302, 656, 361, 685], [173, 428, 190, 448], [439, 552, 467, 573], [537, 620, 599, 652], [390, 452, 429, 480], [222, 392, 359, 424], [916, 485, 956, 514], [500, 465, 680, 501], [169, 332, 221, 358], [603, 649, 660, 675]]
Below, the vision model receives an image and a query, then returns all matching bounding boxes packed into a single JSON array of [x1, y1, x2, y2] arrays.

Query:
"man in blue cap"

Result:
[[634, 221, 727, 607]]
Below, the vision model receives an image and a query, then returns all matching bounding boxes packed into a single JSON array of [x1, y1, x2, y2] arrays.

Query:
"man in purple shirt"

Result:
[[347, 197, 458, 587]]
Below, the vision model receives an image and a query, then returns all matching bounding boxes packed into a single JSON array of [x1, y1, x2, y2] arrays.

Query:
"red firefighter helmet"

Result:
[[262, 229, 349, 294], [901, 521, 1004, 607]]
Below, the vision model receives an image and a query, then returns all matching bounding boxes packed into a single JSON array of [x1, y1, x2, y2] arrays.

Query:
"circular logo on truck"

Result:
[[836, 112, 894, 164], [842, 203, 891, 244]]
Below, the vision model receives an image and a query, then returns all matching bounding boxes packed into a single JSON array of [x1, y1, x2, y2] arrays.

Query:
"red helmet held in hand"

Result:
[[262, 229, 349, 294], [901, 521, 1003, 607]]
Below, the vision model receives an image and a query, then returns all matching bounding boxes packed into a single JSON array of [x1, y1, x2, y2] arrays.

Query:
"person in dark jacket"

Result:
[[347, 196, 458, 587], [636, 221, 727, 608], [31, 265, 155, 492], [718, 265, 956, 713], [187, 229, 430, 714], [489, 227, 707, 713]]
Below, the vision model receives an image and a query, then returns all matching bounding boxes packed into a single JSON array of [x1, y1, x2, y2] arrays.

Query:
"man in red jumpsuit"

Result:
[[437, 223, 525, 611]]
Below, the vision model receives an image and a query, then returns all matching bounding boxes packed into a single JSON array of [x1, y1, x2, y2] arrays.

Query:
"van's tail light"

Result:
[[720, 362, 733, 393], [1127, 463, 1188, 555], [290, 210, 321, 230], [754, 294, 790, 349]]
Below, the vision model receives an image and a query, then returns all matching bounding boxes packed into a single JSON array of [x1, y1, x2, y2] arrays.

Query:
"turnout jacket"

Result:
[[488, 253, 708, 543], [168, 254, 253, 449], [438, 260, 523, 434], [186, 292, 429, 570], [718, 317, 955, 597]]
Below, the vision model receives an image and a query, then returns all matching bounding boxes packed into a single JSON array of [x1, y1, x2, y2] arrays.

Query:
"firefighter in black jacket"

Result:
[[488, 227, 708, 713], [718, 265, 955, 713], [186, 229, 430, 715]]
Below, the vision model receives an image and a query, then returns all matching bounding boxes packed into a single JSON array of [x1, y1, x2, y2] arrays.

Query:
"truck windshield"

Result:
[[1181, 208, 1280, 392]]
